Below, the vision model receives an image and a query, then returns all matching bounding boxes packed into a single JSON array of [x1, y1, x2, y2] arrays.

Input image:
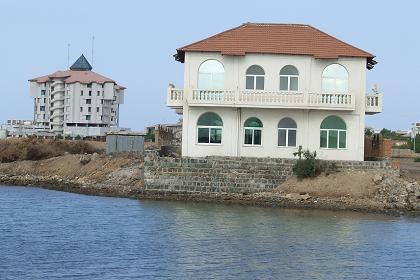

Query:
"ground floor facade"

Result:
[[181, 107, 365, 161]]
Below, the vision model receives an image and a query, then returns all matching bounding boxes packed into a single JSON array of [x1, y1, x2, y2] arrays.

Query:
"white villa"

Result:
[[167, 23, 383, 161]]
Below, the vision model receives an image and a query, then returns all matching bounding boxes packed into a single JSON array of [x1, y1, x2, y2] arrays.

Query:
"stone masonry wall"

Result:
[[144, 152, 390, 194]]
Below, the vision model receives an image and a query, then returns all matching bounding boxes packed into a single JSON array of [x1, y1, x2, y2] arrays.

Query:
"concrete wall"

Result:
[[144, 153, 389, 193], [106, 135, 144, 154], [179, 52, 367, 161]]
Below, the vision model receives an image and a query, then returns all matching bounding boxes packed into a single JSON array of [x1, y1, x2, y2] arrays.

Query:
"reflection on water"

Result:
[[0, 186, 419, 279]]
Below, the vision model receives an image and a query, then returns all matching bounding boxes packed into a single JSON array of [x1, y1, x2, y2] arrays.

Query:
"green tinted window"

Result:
[[197, 112, 223, 126], [244, 129, 253, 145], [320, 116, 346, 130], [328, 130, 338, 148], [210, 128, 222, 144], [244, 117, 263, 128], [320, 130, 328, 148], [198, 127, 209, 143], [339, 131, 346, 148]]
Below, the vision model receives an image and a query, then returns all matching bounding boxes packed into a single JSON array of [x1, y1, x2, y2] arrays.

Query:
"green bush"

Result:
[[414, 157, 420, 162], [293, 150, 321, 179]]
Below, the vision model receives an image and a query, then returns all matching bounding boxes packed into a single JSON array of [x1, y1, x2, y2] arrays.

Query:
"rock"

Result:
[[373, 174, 383, 184], [79, 154, 91, 165], [91, 152, 99, 161]]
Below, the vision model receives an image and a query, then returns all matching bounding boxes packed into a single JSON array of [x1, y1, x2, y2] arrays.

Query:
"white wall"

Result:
[[179, 51, 368, 161], [183, 107, 363, 161]]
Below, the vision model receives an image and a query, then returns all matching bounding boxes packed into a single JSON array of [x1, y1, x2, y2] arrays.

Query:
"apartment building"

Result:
[[167, 23, 383, 161], [29, 55, 125, 137]]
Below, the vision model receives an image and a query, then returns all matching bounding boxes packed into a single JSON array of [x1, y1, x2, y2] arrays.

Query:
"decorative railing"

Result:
[[167, 86, 357, 110], [365, 93, 383, 114]]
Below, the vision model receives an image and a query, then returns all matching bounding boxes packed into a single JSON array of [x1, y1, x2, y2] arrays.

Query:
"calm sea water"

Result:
[[1, 186, 420, 280]]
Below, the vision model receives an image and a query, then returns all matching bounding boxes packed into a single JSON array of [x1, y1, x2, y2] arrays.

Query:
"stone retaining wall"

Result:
[[144, 152, 390, 194]]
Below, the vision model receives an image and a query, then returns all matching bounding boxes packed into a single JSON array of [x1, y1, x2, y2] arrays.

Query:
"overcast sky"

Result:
[[0, 0, 418, 131]]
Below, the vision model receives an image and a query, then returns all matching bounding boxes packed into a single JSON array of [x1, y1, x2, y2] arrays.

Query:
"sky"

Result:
[[0, 0, 419, 131]]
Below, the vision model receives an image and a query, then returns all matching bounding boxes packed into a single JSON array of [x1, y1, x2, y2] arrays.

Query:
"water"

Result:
[[1, 186, 420, 280]]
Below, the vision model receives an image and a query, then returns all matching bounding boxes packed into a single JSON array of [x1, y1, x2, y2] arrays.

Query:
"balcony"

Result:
[[167, 86, 355, 111], [365, 93, 383, 115]]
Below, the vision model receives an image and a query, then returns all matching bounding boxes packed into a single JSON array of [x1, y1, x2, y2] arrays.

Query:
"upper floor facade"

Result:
[[167, 23, 382, 115]]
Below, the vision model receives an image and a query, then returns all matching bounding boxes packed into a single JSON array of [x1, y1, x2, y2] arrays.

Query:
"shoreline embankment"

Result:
[[1, 152, 419, 216]]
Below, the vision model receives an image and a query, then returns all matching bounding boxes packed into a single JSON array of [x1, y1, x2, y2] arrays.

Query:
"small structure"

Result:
[[106, 131, 145, 154]]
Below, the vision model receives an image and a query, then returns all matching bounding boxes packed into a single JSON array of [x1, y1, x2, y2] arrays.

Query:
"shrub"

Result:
[[293, 150, 321, 179], [414, 157, 420, 162]]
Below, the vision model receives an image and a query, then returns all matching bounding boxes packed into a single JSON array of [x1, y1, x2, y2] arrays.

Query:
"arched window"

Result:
[[198, 60, 225, 89], [280, 65, 299, 91], [246, 65, 265, 90], [320, 116, 346, 149], [197, 112, 223, 144], [322, 64, 348, 93], [244, 117, 263, 146], [278, 118, 297, 147]]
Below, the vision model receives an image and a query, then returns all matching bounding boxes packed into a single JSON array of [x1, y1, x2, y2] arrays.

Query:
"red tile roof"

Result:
[[175, 23, 377, 69], [29, 70, 125, 89]]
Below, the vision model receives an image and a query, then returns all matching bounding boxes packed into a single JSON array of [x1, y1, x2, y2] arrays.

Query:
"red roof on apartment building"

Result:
[[175, 23, 377, 69], [29, 70, 126, 90], [29, 54, 126, 90]]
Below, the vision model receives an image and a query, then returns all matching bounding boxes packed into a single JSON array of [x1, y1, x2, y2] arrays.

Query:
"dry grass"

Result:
[[0, 137, 104, 163], [276, 171, 379, 199]]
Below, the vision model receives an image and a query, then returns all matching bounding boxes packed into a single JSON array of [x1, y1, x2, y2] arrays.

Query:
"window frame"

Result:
[[320, 128, 347, 149], [321, 63, 349, 93], [245, 65, 265, 90], [280, 65, 299, 91], [320, 116, 347, 149], [278, 127, 297, 147], [196, 112, 223, 145], [243, 117, 263, 147], [243, 126, 263, 146], [196, 125, 223, 145], [198, 59, 225, 90]]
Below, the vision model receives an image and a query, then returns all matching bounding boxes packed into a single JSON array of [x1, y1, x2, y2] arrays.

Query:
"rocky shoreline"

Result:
[[1, 154, 420, 216]]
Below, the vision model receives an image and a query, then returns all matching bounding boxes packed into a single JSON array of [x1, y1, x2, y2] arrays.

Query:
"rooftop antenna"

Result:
[[91, 35, 95, 67], [67, 43, 70, 68]]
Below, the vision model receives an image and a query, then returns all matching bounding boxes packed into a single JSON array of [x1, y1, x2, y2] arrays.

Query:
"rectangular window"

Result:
[[198, 127, 209, 143], [288, 130, 297, 147], [246, 76, 254, 89], [96, 107, 99, 113], [290, 77, 298, 91], [86, 99, 91, 104], [40, 106, 45, 111], [320, 130, 328, 148], [278, 129, 287, 146], [255, 76, 264, 90], [328, 130, 338, 148], [339, 131, 346, 148], [280, 76, 289, 91], [89, 91, 92, 96], [41, 90, 46, 95], [87, 83, 92, 88], [88, 107, 91, 113], [244, 129, 253, 145], [81, 90, 84, 96], [253, 129, 262, 145], [97, 91, 100, 96], [80, 107, 83, 112], [86, 115, 91, 120], [210, 128, 222, 144]]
